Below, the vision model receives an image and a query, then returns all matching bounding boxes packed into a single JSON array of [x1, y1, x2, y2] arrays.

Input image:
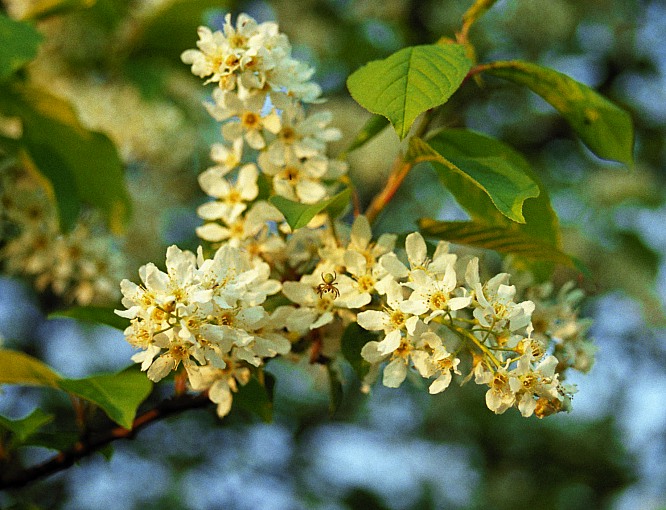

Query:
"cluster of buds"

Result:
[[117, 13, 592, 419]]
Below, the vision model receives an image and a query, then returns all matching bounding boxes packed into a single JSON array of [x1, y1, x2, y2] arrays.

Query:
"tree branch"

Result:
[[0, 393, 211, 491]]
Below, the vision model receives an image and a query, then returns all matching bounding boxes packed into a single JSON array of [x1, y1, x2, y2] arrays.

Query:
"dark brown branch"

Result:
[[0, 393, 211, 491]]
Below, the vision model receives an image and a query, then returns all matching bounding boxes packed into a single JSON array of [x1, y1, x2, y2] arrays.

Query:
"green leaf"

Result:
[[345, 115, 390, 153], [418, 219, 578, 268], [426, 128, 559, 242], [0, 409, 54, 445], [0, 349, 62, 388], [422, 128, 563, 280], [406, 136, 539, 223], [131, 0, 229, 61], [233, 374, 275, 423], [0, 84, 131, 233], [49, 306, 129, 330], [269, 188, 351, 231], [58, 369, 153, 429], [340, 323, 374, 381], [484, 61, 634, 167], [0, 14, 43, 82], [347, 44, 472, 139]]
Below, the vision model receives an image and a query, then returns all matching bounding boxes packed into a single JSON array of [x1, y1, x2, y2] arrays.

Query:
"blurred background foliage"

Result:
[[0, 0, 664, 508]]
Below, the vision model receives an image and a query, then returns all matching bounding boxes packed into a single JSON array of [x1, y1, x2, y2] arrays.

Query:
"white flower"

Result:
[[264, 94, 342, 164], [474, 363, 516, 415], [282, 263, 341, 330], [427, 344, 461, 394], [258, 150, 329, 204], [335, 249, 393, 309], [402, 265, 472, 323], [188, 361, 251, 418], [267, 57, 322, 102], [466, 259, 535, 332], [207, 89, 280, 150], [208, 138, 244, 176], [197, 163, 259, 224], [380, 232, 457, 280], [347, 215, 397, 262], [357, 279, 419, 355], [181, 14, 291, 92], [509, 354, 561, 417], [196, 200, 283, 245]]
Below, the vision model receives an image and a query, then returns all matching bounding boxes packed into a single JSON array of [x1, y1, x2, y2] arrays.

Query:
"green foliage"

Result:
[[0, 85, 131, 233], [49, 306, 129, 330], [269, 188, 351, 230], [0, 350, 153, 429], [422, 128, 564, 280], [0, 349, 62, 388], [0, 409, 54, 446], [58, 369, 153, 429], [406, 136, 540, 223], [0, 14, 42, 82], [484, 61, 634, 167], [418, 219, 577, 268], [425, 129, 560, 241], [347, 44, 472, 139], [233, 374, 275, 423]]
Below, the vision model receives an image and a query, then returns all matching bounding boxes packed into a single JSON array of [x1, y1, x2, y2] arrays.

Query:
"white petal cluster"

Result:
[[181, 14, 321, 101], [182, 13, 348, 250], [134, 14, 596, 422], [474, 348, 569, 418], [115, 243, 289, 417], [344, 229, 573, 417]]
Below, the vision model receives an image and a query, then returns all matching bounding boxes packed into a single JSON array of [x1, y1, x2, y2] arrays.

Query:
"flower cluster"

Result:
[[183, 13, 348, 250], [116, 244, 289, 417], [116, 13, 591, 420], [289, 222, 575, 418], [0, 168, 126, 306]]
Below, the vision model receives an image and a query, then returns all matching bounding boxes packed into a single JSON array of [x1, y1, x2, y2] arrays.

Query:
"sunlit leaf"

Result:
[[426, 128, 558, 241], [0, 350, 62, 388], [347, 44, 472, 139], [419, 219, 578, 269], [484, 61, 634, 166], [269, 188, 351, 231], [423, 128, 564, 280], [58, 369, 153, 429], [406, 136, 539, 223], [49, 306, 129, 330], [0, 14, 43, 81]]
